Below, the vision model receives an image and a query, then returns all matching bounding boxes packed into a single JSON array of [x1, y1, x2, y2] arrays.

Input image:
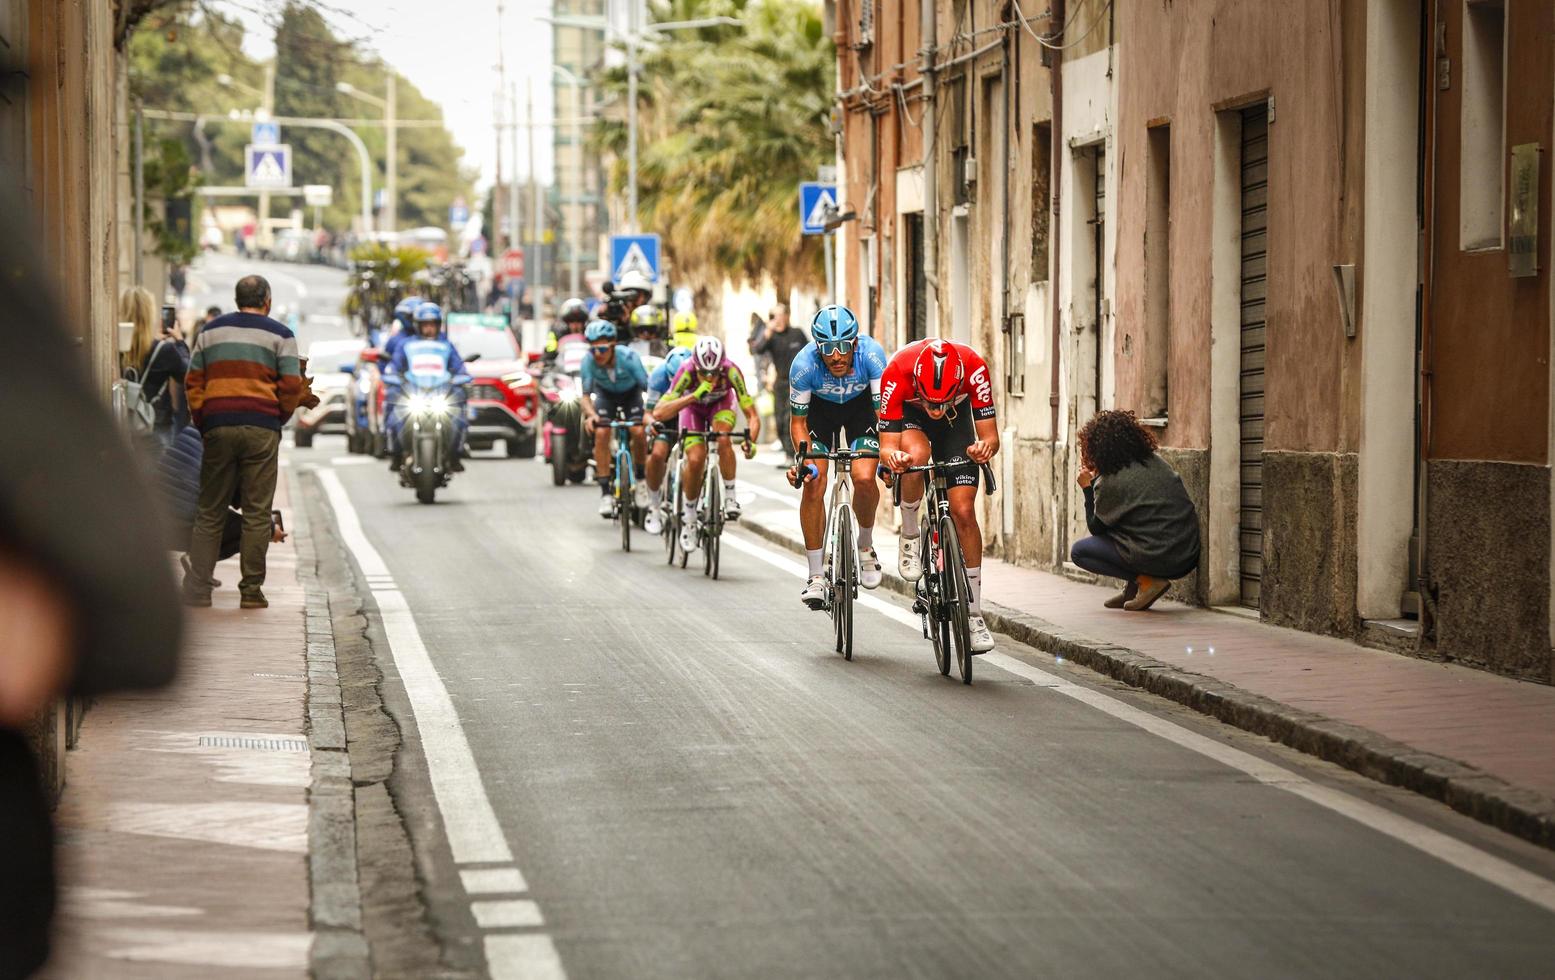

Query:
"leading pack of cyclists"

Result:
[[560, 292, 1002, 654]]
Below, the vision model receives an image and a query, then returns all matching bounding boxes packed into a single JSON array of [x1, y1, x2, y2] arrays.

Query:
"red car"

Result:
[[448, 316, 540, 458]]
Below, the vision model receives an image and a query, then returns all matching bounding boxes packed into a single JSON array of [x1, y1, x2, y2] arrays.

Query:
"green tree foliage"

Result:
[[592, 0, 834, 293], [126, 1, 475, 234]]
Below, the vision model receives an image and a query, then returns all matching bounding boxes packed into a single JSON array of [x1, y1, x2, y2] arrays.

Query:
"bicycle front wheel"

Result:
[[925, 524, 952, 676], [617, 454, 632, 553], [836, 512, 854, 660], [703, 475, 719, 577], [940, 517, 972, 684]]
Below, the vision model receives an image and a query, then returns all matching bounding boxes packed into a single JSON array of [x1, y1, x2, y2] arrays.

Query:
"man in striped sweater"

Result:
[[181, 275, 303, 608]]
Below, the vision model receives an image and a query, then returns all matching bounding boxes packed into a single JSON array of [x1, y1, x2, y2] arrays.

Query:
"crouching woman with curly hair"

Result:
[[1071, 410, 1201, 611]]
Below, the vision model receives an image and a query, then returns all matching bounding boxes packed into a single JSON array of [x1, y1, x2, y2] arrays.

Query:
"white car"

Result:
[[295, 339, 366, 448]]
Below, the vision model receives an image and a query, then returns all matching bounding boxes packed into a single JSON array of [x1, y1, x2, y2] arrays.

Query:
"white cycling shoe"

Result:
[[724, 496, 742, 521], [858, 547, 883, 590], [597, 496, 615, 519], [679, 520, 700, 553], [968, 616, 995, 653], [799, 575, 827, 610], [633, 481, 650, 509], [644, 508, 663, 535], [898, 535, 923, 580]]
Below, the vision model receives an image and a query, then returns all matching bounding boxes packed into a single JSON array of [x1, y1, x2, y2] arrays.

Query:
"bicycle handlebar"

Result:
[[889, 458, 997, 506], [681, 429, 752, 441]]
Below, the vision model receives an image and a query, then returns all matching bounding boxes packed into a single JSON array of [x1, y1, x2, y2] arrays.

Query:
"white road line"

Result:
[[316, 467, 512, 865], [720, 531, 1555, 917], [462, 868, 530, 894], [738, 480, 800, 508], [471, 900, 544, 929], [485, 935, 566, 980]]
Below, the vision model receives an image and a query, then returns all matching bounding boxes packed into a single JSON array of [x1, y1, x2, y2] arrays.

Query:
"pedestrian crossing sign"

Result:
[[610, 234, 661, 284], [245, 144, 292, 189], [800, 182, 839, 236]]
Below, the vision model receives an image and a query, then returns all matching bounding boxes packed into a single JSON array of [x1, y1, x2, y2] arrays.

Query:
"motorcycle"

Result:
[[536, 334, 592, 486], [393, 361, 472, 504]]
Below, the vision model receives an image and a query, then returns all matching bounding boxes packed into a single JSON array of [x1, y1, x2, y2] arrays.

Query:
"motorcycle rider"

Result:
[[386, 302, 469, 474], [380, 295, 423, 364], [671, 310, 699, 350], [544, 296, 590, 365], [580, 319, 650, 518], [628, 304, 667, 359]]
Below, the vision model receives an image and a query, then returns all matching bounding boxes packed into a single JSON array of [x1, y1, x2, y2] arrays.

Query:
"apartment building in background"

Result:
[[830, 0, 1555, 685]]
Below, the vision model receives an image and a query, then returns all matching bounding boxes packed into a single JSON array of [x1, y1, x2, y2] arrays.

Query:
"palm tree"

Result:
[[593, 0, 834, 303]]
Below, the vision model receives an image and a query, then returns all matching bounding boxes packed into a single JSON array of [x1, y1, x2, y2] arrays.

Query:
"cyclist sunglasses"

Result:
[[817, 339, 855, 356], [589, 344, 614, 354]]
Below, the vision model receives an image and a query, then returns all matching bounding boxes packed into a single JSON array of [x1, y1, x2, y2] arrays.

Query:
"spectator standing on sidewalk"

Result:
[[121, 286, 190, 445], [0, 192, 180, 978], [181, 274, 303, 609], [1070, 410, 1201, 611], [751, 303, 809, 462]]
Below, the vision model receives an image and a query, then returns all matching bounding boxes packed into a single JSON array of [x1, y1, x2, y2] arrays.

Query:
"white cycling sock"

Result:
[[965, 566, 983, 615], [723, 478, 738, 497], [683, 498, 697, 521], [857, 524, 874, 550], [649, 488, 662, 507], [900, 500, 921, 537], [806, 549, 824, 577]]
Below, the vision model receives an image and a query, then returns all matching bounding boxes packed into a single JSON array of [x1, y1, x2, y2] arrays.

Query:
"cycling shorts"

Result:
[[593, 385, 644, 424], [678, 389, 736, 445], [901, 404, 979, 488], [805, 390, 879, 455]]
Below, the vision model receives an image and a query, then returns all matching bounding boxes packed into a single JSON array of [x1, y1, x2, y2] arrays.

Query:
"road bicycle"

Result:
[[892, 457, 997, 684], [791, 442, 879, 661], [604, 414, 644, 552], [676, 428, 752, 580], [662, 430, 687, 567]]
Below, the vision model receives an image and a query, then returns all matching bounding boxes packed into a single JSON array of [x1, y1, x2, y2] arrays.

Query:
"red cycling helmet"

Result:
[[911, 340, 965, 405]]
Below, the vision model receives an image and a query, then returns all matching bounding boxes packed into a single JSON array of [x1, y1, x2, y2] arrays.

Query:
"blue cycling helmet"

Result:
[[394, 296, 423, 327], [413, 301, 443, 323], [811, 305, 860, 344], [584, 319, 617, 342]]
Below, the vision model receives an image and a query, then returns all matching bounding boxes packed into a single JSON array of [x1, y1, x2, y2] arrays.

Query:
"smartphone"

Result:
[[161, 305, 177, 333]]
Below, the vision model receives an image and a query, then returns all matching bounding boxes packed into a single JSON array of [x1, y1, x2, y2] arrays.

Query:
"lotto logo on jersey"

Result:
[[969, 365, 992, 405]]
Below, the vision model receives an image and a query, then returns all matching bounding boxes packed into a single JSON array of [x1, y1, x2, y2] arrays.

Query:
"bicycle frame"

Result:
[[796, 445, 880, 610]]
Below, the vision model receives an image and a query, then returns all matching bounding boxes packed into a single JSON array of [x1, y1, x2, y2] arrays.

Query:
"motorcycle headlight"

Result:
[[407, 392, 453, 416], [557, 388, 580, 403]]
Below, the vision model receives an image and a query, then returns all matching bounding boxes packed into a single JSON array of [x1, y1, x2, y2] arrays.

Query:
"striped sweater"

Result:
[[185, 311, 303, 432]]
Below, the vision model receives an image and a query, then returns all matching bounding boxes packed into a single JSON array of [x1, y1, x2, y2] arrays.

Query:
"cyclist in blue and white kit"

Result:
[[784, 305, 888, 607], [580, 319, 650, 518], [641, 342, 693, 535]]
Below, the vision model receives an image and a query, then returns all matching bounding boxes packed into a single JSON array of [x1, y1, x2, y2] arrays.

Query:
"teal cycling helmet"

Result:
[[811, 305, 860, 344], [584, 319, 618, 343]]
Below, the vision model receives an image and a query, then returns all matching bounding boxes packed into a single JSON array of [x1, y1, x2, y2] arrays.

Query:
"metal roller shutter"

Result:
[[1239, 106, 1268, 609]]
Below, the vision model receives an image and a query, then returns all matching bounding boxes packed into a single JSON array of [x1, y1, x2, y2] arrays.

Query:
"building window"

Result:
[[1460, 0, 1506, 250], [1032, 122, 1051, 282], [1143, 123, 1172, 419], [904, 212, 927, 344]]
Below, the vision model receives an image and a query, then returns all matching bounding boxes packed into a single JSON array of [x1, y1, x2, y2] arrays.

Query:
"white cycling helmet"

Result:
[[692, 335, 724, 371], [616, 269, 652, 295]]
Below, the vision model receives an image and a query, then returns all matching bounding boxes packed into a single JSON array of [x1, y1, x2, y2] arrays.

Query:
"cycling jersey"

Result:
[[788, 336, 887, 416], [878, 339, 996, 432], [646, 347, 693, 411], [580, 345, 649, 395], [666, 358, 755, 411]]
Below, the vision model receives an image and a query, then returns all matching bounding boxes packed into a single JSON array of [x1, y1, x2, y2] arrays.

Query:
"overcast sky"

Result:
[[218, 0, 559, 191]]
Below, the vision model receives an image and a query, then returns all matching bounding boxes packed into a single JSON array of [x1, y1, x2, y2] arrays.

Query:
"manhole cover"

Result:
[[197, 735, 308, 752]]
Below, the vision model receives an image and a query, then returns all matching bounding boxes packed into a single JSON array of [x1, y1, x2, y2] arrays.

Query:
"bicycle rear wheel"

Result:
[[940, 517, 972, 684], [836, 513, 854, 660], [664, 467, 679, 564]]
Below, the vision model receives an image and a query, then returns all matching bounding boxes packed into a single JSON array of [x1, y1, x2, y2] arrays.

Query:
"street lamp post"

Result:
[[551, 64, 585, 296], [337, 78, 397, 233]]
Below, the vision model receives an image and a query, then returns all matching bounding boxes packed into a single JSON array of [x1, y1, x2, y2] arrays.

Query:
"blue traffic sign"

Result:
[[610, 233, 661, 284], [449, 204, 470, 227], [800, 182, 839, 236], [251, 121, 280, 146], [244, 143, 291, 189]]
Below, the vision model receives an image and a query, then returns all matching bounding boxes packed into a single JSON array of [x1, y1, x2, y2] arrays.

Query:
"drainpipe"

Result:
[[921, 0, 938, 335], [1048, 0, 1064, 441], [1415, 0, 1441, 643]]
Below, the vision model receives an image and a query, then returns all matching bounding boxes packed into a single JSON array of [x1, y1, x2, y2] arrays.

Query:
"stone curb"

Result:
[[736, 515, 1555, 852], [289, 468, 372, 980]]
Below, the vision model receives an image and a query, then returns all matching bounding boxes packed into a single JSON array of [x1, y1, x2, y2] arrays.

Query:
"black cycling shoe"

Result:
[[450, 456, 465, 472], [389, 455, 403, 472]]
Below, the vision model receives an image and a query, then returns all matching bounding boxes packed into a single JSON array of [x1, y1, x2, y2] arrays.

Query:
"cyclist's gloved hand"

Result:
[[692, 380, 714, 399], [742, 439, 757, 460]]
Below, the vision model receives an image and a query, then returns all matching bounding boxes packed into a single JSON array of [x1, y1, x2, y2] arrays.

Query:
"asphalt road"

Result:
[[186, 251, 356, 348], [297, 436, 1555, 979]]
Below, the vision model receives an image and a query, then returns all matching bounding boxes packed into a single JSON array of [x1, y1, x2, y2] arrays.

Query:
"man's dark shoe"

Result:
[[180, 553, 221, 590], [240, 591, 269, 610], [389, 455, 403, 472], [450, 456, 465, 472], [182, 591, 212, 608]]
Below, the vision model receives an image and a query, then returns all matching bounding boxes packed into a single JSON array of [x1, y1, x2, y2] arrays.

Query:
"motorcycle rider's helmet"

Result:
[[584, 319, 617, 343], [559, 297, 588, 325], [394, 295, 423, 329], [811, 305, 860, 346], [616, 269, 652, 297], [630, 304, 666, 338], [910, 339, 965, 405], [413, 301, 443, 324], [692, 336, 724, 372], [670, 311, 698, 349]]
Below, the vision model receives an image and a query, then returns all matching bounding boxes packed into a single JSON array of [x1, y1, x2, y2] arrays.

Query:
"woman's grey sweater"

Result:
[[1083, 454, 1201, 578]]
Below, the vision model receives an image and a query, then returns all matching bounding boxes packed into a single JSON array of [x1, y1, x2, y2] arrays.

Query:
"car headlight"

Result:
[[407, 392, 453, 416]]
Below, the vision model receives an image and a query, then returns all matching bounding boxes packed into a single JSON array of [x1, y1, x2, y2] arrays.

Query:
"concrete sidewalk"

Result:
[[735, 466, 1555, 850], [41, 476, 312, 979]]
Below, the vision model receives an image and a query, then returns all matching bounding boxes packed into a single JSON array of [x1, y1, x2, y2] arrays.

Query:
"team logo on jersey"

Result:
[[969, 365, 991, 405]]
